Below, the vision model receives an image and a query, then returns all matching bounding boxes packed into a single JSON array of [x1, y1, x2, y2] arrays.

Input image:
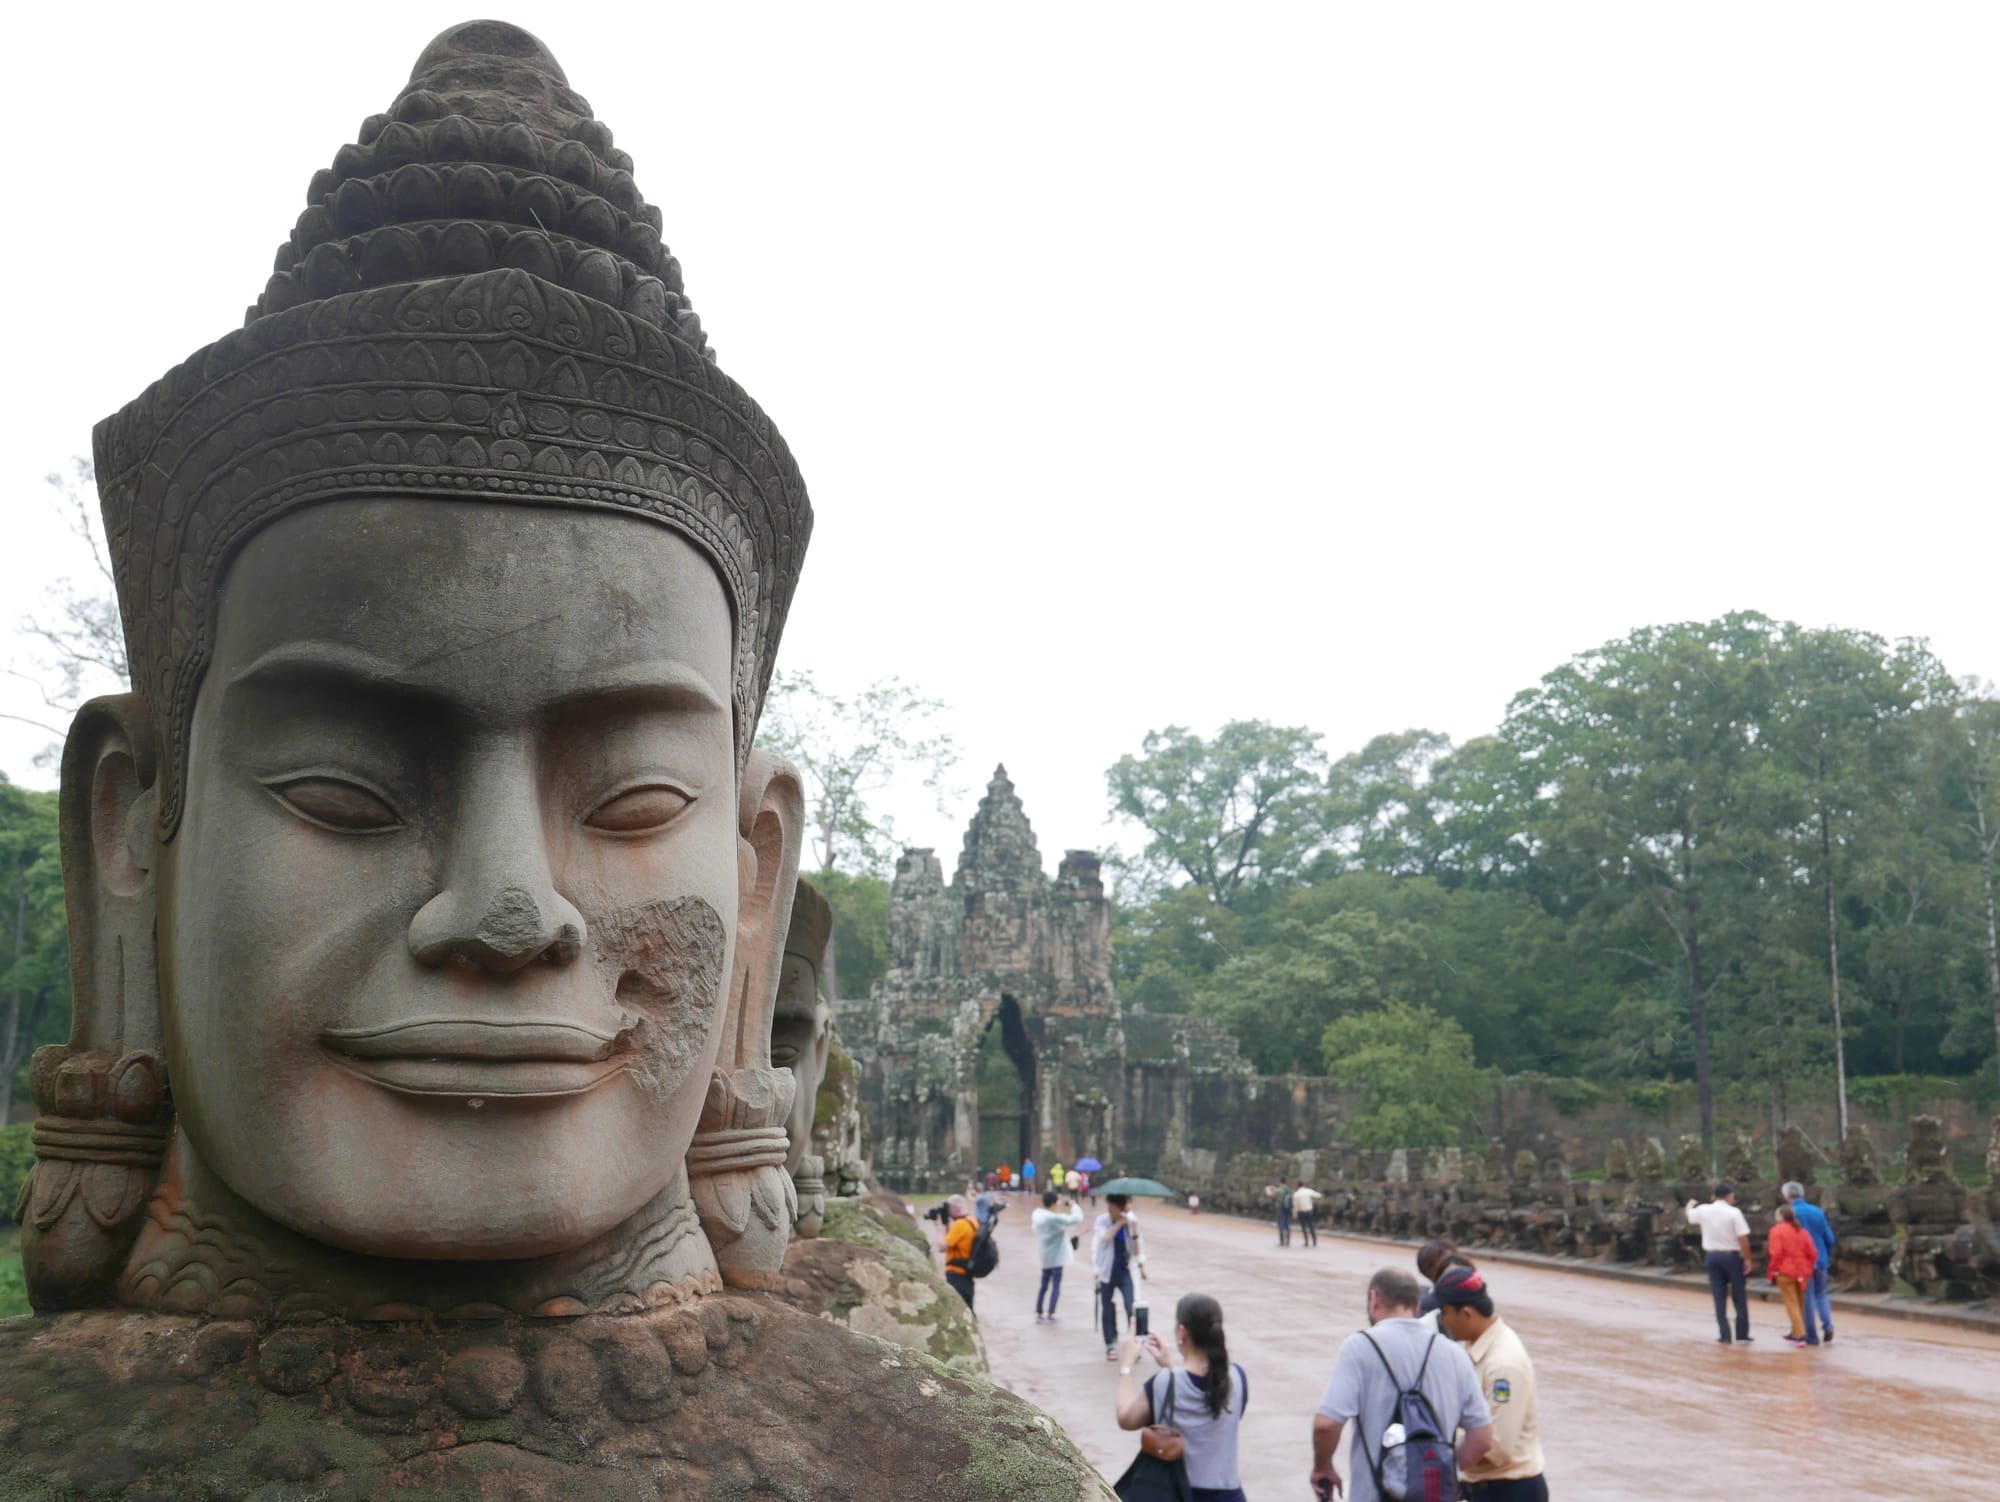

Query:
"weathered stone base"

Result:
[[773, 1193, 987, 1374], [0, 1296, 1111, 1500]]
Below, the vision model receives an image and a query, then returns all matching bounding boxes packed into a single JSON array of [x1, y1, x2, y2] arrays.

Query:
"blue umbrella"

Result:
[[1074, 1157, 1103, 1173]]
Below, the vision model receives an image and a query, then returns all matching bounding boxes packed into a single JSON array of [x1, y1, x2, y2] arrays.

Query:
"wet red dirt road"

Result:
[[961, 1200, 2000, 1498]]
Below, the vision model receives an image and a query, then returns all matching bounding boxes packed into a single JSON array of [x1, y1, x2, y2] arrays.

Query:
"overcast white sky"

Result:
[[3, 3, 1995, 869]]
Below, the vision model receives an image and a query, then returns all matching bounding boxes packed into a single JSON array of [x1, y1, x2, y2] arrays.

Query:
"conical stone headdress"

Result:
[[92, 20, 811, 835]]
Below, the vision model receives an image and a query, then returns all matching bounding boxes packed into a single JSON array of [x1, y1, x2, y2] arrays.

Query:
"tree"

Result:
[[1199, 904, 1440, 1073], [1765, 626, 1951, 1137], [1503, 612, 1787, 1162], [1322, 729, 1454, 877], [0, 779, 68, 1125], [755, 671, 959, 877], [9, 459, 128, 742], [811, 869, 892, 1003], [1111, 883, 1241, 1015], [1321, 1002, 1490, 1148], [1106, 721, 1328, 907], [1939, 687, 2000, 1092]]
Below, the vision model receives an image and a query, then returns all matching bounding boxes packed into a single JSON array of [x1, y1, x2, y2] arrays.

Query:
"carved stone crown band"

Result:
[[685, 1127, 790, 1177]]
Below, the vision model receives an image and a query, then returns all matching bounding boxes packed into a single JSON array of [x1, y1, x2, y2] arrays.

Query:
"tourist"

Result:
[[1052, 1159, 1066, 1197], [1414, 1239, 1455, 1307], [1783, 1180, 1837, 1343], [1022, 1156, 1038, 1196], [1066, 1167, 1082, 1198], [1292, 1180, 1321, 1246], [1311, 1267, 1494, 1502], [1273, 1183, 1293, 1247], [1685, 1181, 1754, 1344], [1433, 1266, 1548, 1501], [1765, 1203, 1821, 1347], [942, 1195, 978, 1310], [1417, 1246, 1476, 1330], [998, 1161, 1013, 1193], [1116, 1293, 1247, 1502], [1095, 1193, 1149, 1360], [1032, 1190, 1084, 1322], [1188, 1191, 1201, 1216]]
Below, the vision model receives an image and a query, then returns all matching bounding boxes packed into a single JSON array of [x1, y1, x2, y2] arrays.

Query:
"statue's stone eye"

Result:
[[268, 776, 403, 832], [586, 785, 692, 833]]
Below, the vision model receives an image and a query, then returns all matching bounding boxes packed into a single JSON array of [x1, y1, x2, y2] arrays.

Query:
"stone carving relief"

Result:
[[771, 877, 834, 1237], [2, 20, 1106, 1498]]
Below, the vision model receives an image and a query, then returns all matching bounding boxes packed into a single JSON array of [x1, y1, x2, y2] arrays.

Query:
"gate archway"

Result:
[[975, 994, 1036, 1168]]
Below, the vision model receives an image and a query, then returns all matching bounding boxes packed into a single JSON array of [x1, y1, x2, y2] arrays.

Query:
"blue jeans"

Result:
[[1809, 1264, 1834, 1334], [1037, 1266, 1064, 1315], [1100, 1266, 1134, 1346], [1706, 1251, 1749, 1340]]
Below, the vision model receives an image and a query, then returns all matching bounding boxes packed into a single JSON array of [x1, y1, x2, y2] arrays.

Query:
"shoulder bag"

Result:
[[1114, 1367, 1192, 1502]]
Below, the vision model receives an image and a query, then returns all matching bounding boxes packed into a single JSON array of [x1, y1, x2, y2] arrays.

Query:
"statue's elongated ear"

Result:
[[23, 694, 171, 1311], [726, 749, 805, 1074], [688, 748, 804, 1288]]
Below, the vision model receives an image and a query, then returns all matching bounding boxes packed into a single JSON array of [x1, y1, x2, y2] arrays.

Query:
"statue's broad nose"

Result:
[[409, 881, 586, 972]]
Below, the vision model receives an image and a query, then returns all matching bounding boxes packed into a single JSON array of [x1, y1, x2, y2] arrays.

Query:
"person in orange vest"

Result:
[[942, 1195, 978, 1309]]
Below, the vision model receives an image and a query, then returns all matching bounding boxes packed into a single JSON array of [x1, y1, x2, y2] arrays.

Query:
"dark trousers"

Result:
[[947, 1269, 975, 1310], [1100, 1266, 1134, 1346], [1276, 1210, 1291, 1246], [1467, 1476, 1548, 1501], [1706, 1250, 1749, 1339], [1037, 1266, 1064, 1315], [1297, 1212, 1318, 1246]]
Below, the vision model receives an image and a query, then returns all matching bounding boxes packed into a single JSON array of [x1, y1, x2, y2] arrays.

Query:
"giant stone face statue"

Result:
[[25, 17, 811, 1321], [4, 23, 1114, 1497]]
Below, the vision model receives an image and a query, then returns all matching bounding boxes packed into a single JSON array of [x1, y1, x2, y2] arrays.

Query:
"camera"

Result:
[[1134, 1305, 1150, 1338]]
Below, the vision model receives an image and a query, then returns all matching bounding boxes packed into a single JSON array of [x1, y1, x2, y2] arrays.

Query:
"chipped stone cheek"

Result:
[[594, 896, 728, 1104]]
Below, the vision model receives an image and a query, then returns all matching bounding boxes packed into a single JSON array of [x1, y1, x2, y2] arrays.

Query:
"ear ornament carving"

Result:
[[20, 1047, 173, 1312], [686, 1064, 797, 1288]]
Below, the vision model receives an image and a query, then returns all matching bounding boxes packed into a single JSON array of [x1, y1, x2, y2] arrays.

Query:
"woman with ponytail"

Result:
[[1115, 1292, 1248, 1501]]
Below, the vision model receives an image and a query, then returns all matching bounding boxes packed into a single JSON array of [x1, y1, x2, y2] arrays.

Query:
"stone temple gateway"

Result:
[[846, 766, 1264, 1191]]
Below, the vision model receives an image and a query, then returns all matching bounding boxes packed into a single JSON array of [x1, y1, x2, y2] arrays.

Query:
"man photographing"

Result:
[[1685, 1181, 1753, 1344]]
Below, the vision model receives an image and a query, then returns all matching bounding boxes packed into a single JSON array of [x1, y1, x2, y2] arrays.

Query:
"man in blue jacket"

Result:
[[1783, 1180, 1837, 1343]]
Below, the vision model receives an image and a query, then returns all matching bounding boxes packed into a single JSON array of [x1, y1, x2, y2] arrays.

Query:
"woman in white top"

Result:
[[1115, 1292, 1248, 1502]]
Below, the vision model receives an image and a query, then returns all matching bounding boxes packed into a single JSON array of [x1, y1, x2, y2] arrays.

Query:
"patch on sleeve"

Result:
[[1491, 1378, 1512, 1404]]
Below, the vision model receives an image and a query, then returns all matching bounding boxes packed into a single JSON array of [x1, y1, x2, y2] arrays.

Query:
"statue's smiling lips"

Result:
[[319, 1018, 635, 1099]]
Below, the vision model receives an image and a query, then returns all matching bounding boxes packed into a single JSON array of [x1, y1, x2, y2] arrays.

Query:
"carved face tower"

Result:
[[24, 21, 812, 1317]]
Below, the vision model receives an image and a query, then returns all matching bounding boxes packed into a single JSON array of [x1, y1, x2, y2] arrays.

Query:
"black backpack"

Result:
[[1356, 1332, 1457, 1502], [968, 1217, 1001, 1278]]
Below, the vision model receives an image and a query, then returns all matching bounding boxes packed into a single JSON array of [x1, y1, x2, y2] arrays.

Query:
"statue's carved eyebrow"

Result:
[[227, 642, 729, 718], [227, 642, 456, 708]]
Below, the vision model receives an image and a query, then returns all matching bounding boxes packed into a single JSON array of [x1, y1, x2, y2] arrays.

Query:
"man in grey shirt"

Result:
[[1311, 1267, 1494, 1500]]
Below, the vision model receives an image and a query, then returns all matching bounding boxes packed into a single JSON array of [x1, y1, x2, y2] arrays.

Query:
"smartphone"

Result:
[[1134, 1305, 1150, 1338]]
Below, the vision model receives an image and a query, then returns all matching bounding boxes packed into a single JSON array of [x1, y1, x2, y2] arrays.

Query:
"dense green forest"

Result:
[[1108, 613, 2000, 1154]]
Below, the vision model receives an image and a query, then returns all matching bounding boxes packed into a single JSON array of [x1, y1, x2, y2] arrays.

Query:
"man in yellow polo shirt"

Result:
[[1434, 1266, 1547, 1500]]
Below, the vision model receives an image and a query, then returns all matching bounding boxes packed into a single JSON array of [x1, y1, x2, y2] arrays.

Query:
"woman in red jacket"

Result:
[[1766, 1203, 1821, 1347]]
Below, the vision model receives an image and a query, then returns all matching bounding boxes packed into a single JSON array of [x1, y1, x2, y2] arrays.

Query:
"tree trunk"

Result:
[[1821, 804, 1849, 1139], [1682, 829, 1714, 1164], [1893, 976, 1913, 1074]]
